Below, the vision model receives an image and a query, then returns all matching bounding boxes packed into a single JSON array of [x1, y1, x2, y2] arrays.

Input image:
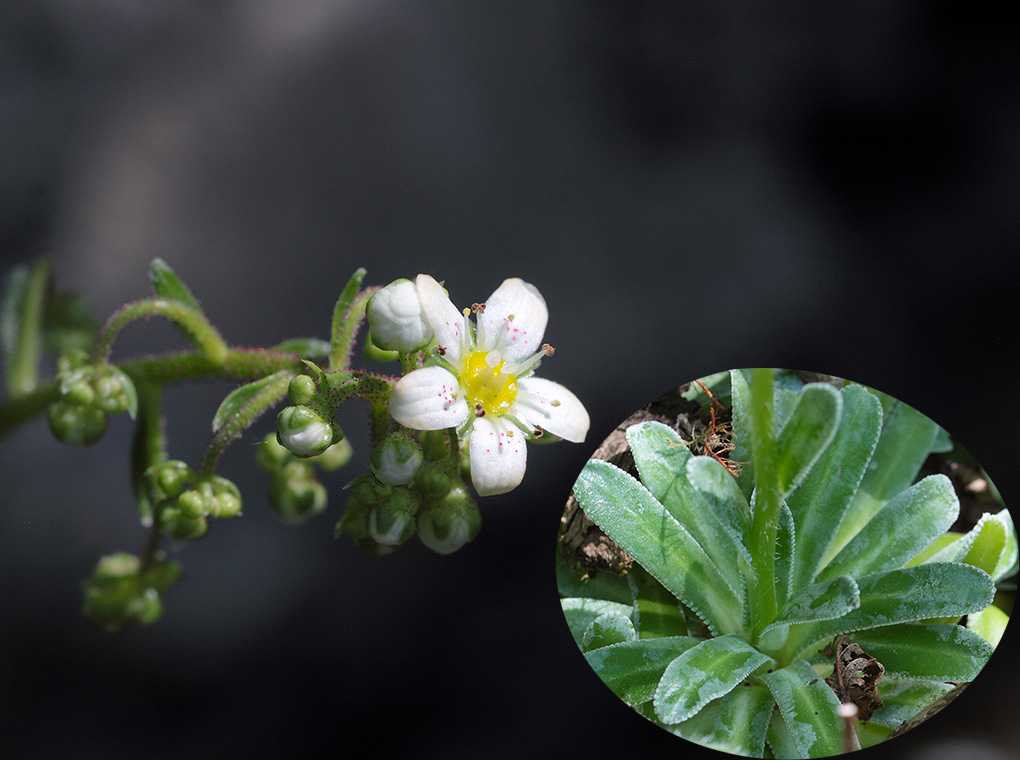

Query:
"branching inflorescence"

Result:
[[0, 260, 590, 632]]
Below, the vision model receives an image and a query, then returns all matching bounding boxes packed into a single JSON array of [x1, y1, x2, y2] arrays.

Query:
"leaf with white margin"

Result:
[[788, 384, 882, 590], [867, 676, 954, 729], [583, 635, 703, 707], [852, 623, 994, 681], [581, 612, 637, 651], [708, 684, 775, 758], [925, 510, 1018, 582], [783, 562, 994, 659], [626, 421, 750, 611], [817, 474, 959, 582], [573, 459, 744, 636], [654, 634, 774, 724], [772, 383, 842, 501], [762, 659, 853, 758], [560, 598, 634, 647]]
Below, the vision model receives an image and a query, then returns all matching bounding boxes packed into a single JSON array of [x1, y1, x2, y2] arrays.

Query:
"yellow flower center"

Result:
[[462, 350, 517, 417]]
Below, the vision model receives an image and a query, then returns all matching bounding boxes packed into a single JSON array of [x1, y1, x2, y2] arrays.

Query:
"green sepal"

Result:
[[762, 659, 854, 758], [653, 634, 774, 724], [212, 370, 295, 434], [149, 258, 202, 312], [573, 459, 744, 636], [851, 623, 994, 681], [582, 635, 703, 708]]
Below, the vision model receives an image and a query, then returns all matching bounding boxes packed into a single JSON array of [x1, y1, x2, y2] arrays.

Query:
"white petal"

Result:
[[514, 377, 589, 443], [389, 366, 469, 431], [468, 417, 528, 496], [416, 274, 470, 365], [477, 278, 548, 362]]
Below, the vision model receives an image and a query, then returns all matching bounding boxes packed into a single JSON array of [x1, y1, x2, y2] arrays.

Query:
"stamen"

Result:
[[471, 302, 486, 314], [506, 429, 514, 438], [474, 403, 485, 417], [542, 343, 555, 356], [534, 426, 544, 438], [507, 314, 515, 321], [437, 345, 446, 356], [551, 400, 561, 407], [512, 344, 553, 376]]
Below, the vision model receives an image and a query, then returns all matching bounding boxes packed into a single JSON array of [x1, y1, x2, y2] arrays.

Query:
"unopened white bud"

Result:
[[366, 279, 433, 352]]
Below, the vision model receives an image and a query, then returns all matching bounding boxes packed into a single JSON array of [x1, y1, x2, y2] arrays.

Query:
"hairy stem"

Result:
[[0, 380, 60, 438], [2, 260, 50, 397], [91, 298, 229, 365]]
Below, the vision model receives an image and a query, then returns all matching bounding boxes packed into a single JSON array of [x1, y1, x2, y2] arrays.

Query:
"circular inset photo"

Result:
[[556, 369, 1015, 759]]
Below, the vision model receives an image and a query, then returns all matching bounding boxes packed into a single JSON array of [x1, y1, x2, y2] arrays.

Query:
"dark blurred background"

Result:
[[1, 2, 1017, 759]]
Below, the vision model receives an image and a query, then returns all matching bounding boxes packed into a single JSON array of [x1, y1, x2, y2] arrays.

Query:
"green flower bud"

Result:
[[160, 505, 209, 541], [91, 366, 136, 416], [369, 437, 424, 486], [414, 465, 452, 500], [276, 405, 335, 458], [269, 462, 327, 524], [256, 433, 292, 473], [65, 378, 96, 406], [334, 497, 371, 542], [417, 485, 481, 555], [349, 473, 392, 506], [287, 374, 318, 406], [57, 349, 89, 375], [207, 476, 242, 518], [145, 460, 197, 503], [364, 336, 400, 363], [81, 553, 179, 633], [365, 278, 432, 352], [367, 488, 421, 547], [48, 400, 107, 446], [177, 488, 208, 519], [308, 437, 353, 471]]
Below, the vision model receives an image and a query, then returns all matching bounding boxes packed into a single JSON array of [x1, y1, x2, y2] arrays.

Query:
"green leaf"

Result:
[[852, 623, 994, 681], [1, 261, 50, 397], [561, 598, 634, 647], [330, 268, 367, 369], [785, 563, 995, 657], [762, 659, 852, 758], [765, 575, 860, 635], [729, 369, 755, 499], [626, 422, 750, 610], [581, 612, 636, 651], [825, 396, 941, 565], [271, 337, 331, 359], [654, 634, 774, 724], [788, 384, 883, 589], [868, 676, 955, 730], [765, 705, 801, 759], [212, 370, 295, 434], [556, 553, 632, 605], [773, 383, 842, 500], [628, 564, 689, 638], [149, 258, 202, 312], [775, 502, 796, 611], [967, 603, 1009, 648], [583, 635, 703, 707], [709, 684, 774, 758], [573, 459, 744, 635], [817, 474, 959, 582]]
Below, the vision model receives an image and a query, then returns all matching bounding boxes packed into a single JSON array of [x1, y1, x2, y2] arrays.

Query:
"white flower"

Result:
[[389, 274, 589, 496], [366, 278, 433, 352]]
